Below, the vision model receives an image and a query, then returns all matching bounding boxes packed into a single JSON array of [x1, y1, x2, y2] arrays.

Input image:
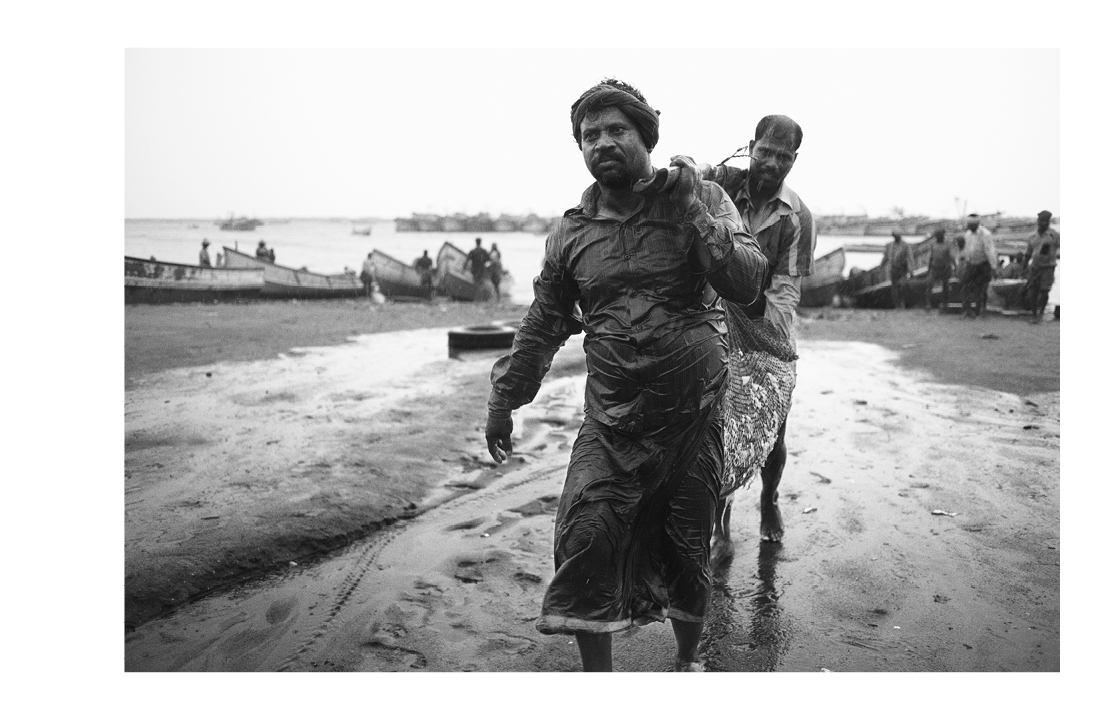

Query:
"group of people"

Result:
[[483, 79, 814, 671], [463, 237, 505, 300], [891, 212, 1060, 323]]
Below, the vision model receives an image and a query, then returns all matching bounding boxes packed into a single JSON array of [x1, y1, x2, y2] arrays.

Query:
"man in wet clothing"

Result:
[[483, 79, 765, 671]]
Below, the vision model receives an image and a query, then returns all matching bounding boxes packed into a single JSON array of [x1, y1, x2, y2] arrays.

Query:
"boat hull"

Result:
[[371, 250, 432, 301], [124, 257, 265, 304], [222, 248, 364, 299], [800, 247, 845, 307], [435, 242, 514, 302]]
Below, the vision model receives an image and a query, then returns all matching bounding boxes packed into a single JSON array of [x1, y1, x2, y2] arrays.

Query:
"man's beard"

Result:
[[595, 167, 633, 190]]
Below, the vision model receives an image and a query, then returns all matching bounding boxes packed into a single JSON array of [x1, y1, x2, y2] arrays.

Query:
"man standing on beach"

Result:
[[199, 239, 212, 267], [882, 231, 915, 309], [483, 78, 765, 671], [465, 237, 491, 297], [959, 214, 997, 318], [925, 229, 955, 311], [699, 114, 815, 544], [1024, 210, 1059, 323], [414, 250, 434, 299]]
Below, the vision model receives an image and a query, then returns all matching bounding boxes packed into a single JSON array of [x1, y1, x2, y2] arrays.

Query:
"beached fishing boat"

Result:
[[222, 247, 363, 299], [800, 247, 846, 307], [370, 250, 432, 301], [435, 241, 514, 302], [125, 256, 265, 304]]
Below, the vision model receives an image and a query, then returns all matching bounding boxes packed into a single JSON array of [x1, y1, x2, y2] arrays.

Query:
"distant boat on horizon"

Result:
[[219, 214, 264, 231]]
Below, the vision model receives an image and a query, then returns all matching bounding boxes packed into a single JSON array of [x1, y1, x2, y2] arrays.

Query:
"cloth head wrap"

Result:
[[1037, 210, 1052, 220], [570, 85, 660, 151]]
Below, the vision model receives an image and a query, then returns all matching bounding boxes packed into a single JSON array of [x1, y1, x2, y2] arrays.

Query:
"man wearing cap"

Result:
[[959, 214, 997, 318], [483, 78, 766, 671], [199, 239, 212, 267], [1024, 211, 1060, 323]]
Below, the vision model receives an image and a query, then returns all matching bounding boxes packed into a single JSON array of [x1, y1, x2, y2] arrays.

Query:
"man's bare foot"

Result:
[[673, 659, 705, 671], [760, 502, 784, 543]]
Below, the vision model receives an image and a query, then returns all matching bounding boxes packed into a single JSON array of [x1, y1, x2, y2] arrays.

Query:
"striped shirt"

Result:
[[488, 180, 766, 432], [710, 165, 816, 336]]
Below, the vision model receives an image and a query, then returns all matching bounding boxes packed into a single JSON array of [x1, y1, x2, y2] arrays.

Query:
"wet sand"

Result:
[[124, 302, 1059, 672]]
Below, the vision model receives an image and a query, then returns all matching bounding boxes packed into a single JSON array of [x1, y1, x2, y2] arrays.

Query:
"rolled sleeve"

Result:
[[774, 204, 817, 277]]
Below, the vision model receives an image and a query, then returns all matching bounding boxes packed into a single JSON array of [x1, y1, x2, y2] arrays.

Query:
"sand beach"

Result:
[[124, 300, 1059, 672]]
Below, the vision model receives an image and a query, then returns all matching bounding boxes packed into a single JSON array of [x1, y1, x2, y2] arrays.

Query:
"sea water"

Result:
[[125, 222, 1057, 308], [125, 218, 550, 306]]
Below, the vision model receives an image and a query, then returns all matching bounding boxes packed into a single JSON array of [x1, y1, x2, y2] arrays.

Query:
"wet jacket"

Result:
[[489, 181, 766, 432]]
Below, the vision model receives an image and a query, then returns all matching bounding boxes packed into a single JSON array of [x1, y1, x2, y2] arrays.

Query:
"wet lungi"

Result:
[[535, 400, 723, 634]]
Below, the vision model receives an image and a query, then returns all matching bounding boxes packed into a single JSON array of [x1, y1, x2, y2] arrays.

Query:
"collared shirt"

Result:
[[1026, 228, 1060, 269], [710, 166, 816, 338], [963, 226, 997, 267], [488, 180, 766, 432]]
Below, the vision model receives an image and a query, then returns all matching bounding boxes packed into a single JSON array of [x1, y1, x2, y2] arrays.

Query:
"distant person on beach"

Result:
[[414, 250, 434, 298], [959, 214, 997, 318], [1000, 253, 1026, 280], [256, 240, 271, 262], [699, 114, 814, 547], [488, 243, 503, 300], [483, 78, 765, 671], [881, 231, 915, 309], [1024, 210, 1060, 323], [924, 229, 955, 311], [199, 239, 212, 267], [953, 236, 968, 279], [464, 237, 491, 295], [360, 253, 377, 292]]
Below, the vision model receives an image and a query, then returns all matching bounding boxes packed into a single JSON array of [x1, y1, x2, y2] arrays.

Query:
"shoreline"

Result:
[[124, 304, 1058, 635]]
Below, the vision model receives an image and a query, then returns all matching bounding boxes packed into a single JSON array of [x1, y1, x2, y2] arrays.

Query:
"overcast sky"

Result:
[[126, 49, 1056, 221]]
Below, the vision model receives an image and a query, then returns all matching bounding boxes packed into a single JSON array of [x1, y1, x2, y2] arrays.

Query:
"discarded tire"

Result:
[[447, 324, 517, 350]]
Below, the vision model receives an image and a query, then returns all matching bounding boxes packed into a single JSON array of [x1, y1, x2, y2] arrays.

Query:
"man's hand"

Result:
[[485, 412, 513, 464], [669, 155, 704, 216]]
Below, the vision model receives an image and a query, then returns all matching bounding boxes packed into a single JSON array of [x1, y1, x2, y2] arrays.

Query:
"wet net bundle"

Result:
[[720, 301, 797, 497]]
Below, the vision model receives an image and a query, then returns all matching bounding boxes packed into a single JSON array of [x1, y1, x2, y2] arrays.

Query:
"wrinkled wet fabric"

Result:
[[535, 402, 723, 634], [489, 180, 765, 635], [488, 182, 765, 430]]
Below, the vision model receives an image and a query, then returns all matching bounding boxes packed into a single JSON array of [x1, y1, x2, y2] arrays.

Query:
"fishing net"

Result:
[[720, 301, 797, 497]]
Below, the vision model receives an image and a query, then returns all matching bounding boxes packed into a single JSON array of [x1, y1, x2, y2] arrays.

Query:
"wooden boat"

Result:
[[351, 225, 372, 236], [370, 250, 432, 301], [800, 247, 845, 307], [124, 256, 264, 304], [222, 247, 364, 299], [435, 241, 514, 301]]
